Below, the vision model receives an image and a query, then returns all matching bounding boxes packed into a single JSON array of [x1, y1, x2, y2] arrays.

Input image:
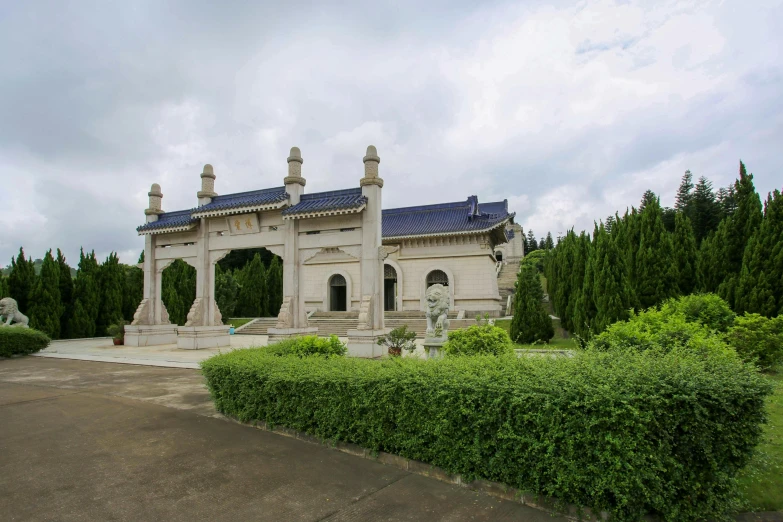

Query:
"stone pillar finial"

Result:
[[145, 183, 164, 220], [284, 146, 306, 186], [361, 145, 383, 188], [197, 164, 217, 201]]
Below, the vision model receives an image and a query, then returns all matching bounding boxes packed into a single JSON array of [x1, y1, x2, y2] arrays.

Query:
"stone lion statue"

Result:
[[0, 297, 29, 328], [425, 284, 450, 338]]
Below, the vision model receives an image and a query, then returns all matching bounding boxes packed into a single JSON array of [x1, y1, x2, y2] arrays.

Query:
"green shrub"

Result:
[[725, 313, 783, 370], [444, 323, 513, 356], [590, 306, 733, 357], [376, 325, 417, 357], [264, 335, 347, 357], [201, 349, 772, 521], [0, 328, 51, 357], [660, 293, 736, 333]]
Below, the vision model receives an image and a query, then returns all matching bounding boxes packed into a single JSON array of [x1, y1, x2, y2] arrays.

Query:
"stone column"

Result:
[[346, 146, 387, 357], [125, 184, 178, 347], [178, 165, 231, 349], [268, 147, 318, 341]]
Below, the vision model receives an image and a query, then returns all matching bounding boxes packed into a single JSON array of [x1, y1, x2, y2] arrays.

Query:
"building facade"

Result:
[[126, 146, 519, 355]]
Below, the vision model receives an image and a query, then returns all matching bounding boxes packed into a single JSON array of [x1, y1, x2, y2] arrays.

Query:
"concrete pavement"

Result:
[[0, 357, 564, 521]]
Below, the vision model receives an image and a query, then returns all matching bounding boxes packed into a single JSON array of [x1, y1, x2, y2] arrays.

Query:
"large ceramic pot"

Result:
[[113, 338, 124, 346]]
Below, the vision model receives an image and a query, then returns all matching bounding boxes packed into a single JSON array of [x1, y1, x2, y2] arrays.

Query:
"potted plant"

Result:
[[376, 325, 417, 357], [107, 320, 128, 346]]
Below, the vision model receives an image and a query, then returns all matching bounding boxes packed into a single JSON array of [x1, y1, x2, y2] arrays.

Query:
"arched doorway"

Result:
[[426, 269, 449, 288], [329, 274, 347, 312], [495, 250, 503, 262], [384, 264, 397, 311]]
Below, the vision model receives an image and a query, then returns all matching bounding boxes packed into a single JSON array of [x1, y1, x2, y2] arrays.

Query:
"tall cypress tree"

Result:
[[97, 253, 125, 335], [236, 253, 267, 317], [161, 260, 196, 326], [510, 263, 554, 344], [215, 265, 239, 319], [589, 224, 633, 334], [8, 247, 36, 313], [565, 231, 591, 333], [29, 250, 61, 338], [719, 161, 763, 307], [735, 189, 783, 316], [672, 213, 698, 295], [56, 249, 74, 338], [266, 255, 283, 317], [543, 232, 554, 250], [0, 276, 9, 298], [526, 230, 538, 252], [70, 249, 101, 338], [123, 264, 144, 321], [635, 196, 679, 308]]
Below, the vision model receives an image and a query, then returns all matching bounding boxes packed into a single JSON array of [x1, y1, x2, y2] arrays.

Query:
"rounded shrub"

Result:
[[725, 313, 783, 370], [660, 293, 736, 333], [0, 328, 51, 357], [443, 324, 513, 356]]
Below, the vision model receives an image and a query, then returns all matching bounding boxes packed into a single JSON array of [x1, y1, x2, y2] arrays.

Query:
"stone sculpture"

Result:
[[0, 298, 30, 328], [357, 295, 374, 330], [425, 284, 450, 340]]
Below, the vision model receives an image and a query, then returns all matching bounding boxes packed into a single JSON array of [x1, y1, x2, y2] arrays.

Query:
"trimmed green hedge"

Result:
[[444, 323, 513, 356], [263, 335, 347, 357], [0, 328, 51, 357], [201, 348, 771, 521]]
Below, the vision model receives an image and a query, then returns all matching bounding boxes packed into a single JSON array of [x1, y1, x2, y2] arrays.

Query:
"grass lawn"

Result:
[[228, 318, 254, 328], [737, 371, 783, 512], [494, 318, 577, 350]]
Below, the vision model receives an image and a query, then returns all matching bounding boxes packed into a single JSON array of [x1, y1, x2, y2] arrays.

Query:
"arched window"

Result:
[[426, 269, 449, 287], [495, 251, 503, 262], [329, 274, 347, 311]]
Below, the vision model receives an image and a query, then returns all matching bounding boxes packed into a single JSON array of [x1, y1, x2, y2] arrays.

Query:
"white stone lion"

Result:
[[425, 284, 450, 338], [0, 297, 30, 328]]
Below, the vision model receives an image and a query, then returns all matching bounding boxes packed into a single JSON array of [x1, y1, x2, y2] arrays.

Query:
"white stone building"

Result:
[[125, 146, 521, 355]]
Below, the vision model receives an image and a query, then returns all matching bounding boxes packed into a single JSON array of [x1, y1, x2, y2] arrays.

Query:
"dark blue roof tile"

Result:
[[137, 210, 198, 233], [282, 188, 368, 217], [382, 197, 513, 239], [192, 186, 288, 216]]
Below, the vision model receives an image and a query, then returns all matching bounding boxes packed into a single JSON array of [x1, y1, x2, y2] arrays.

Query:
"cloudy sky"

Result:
[[1, 0, 781, 266]]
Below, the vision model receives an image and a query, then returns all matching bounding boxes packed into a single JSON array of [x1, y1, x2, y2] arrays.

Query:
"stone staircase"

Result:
[[496, 261, 520, 314], [236, 311, 475, 338]]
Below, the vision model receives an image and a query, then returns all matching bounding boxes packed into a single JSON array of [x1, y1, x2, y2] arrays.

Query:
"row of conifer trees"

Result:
[[0, 247, 283, 339], [544, 161, 783, 339]]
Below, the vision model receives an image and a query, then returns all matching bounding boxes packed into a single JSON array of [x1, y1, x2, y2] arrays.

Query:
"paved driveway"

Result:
[[0, 357, 563, 521]]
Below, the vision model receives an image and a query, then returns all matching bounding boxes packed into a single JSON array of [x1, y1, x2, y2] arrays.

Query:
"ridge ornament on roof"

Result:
[[281, 188, 368, 220]]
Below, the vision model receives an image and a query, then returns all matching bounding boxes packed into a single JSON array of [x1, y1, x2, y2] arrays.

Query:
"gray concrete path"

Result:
[[0, 357, 564, 522]]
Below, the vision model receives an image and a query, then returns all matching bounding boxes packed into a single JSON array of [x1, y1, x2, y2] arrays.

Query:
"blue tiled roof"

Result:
[[282, 188, 368, 217], [382, 197, 513, 238], [192, 186, 288, 216], [137, 210, 198, 233]]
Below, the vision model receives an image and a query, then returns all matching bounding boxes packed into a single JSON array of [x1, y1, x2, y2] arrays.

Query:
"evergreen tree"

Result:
[[161, 260, 196, 326], [123, 264, 144, 321], [588, 224, 633, 334], [717, 185, 738, 218], [718, 161, 763, 306], [690, 176, 721, 244], [525, 230, 538, 252], [565, 232, 591, 333], [215, 265, 239, 319], [70, 249, 101, 338], [56, 249, 74, 338], [266, 256, 283, 316], [0, 276, 9, 298], [236, 254, 267, 317], [8, 247, 36, 313], [672, 213, 698, 295], [635, 196, 679, 308], [661, 207, 676, 233], [573, 229, 598, 339], [510, 263, 554, 344], [675, 170, 694, 214], [639, 190, 657, 212], [605, 215, 615, 234], [28, 250, 61, 338], [735, 189, 783, 316], [543, 232, 555, 250], [96, 253, 125, 335]]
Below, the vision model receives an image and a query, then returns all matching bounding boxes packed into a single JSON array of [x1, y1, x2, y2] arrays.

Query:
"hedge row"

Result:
[[201, 348, 772, 521], [0, 327, 51, 357]]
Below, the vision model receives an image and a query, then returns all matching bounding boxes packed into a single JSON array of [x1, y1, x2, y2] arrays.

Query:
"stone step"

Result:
[[237, 317, 477, 338]]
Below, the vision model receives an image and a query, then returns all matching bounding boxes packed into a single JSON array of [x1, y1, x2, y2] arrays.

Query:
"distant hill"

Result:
[[2, 259, 78, 279]]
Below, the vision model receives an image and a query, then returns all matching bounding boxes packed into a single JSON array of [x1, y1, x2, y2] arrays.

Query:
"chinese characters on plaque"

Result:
[[227, 213, 260, 236]]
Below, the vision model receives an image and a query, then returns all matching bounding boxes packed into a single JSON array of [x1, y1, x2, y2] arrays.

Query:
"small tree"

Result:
[[28, 250, 61, 339], [376, 325, 417, 357], [510, 263, 554, 344], [215, 265, 239, 318]]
